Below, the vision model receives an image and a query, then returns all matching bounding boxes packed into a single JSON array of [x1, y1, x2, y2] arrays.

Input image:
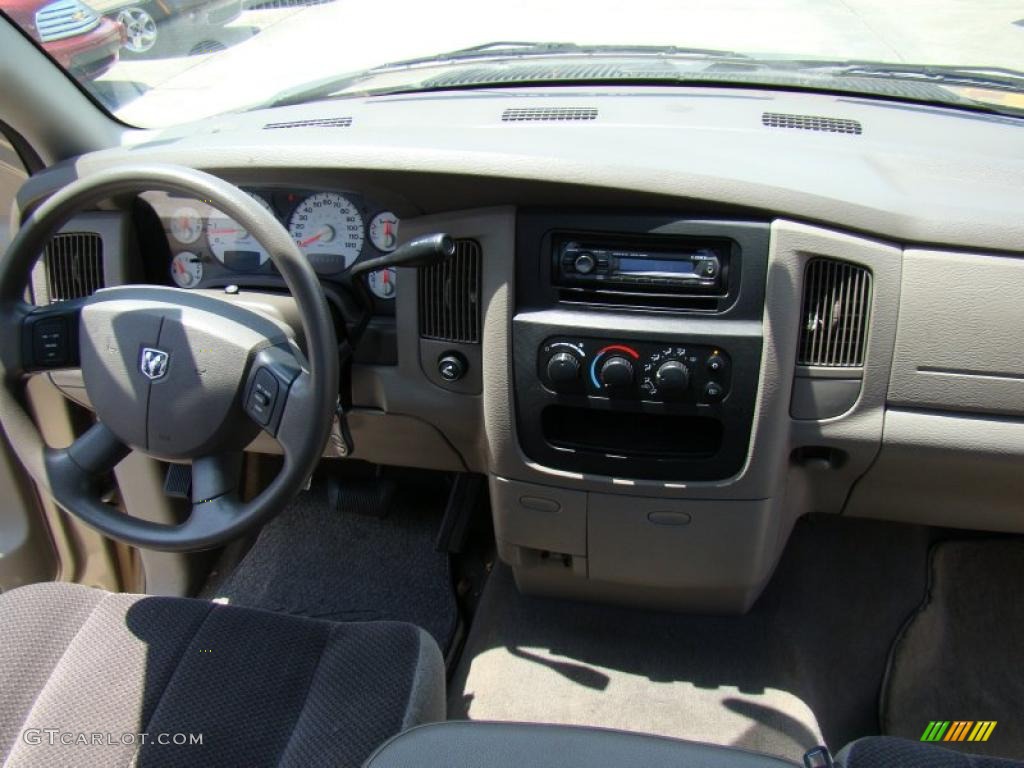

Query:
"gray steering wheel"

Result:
[[0, 164, 339, 551]]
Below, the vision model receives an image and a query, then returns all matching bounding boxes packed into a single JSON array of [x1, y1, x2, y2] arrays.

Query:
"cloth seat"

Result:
[[0, 581, 445, 767], [838, 737, 1023, 768]]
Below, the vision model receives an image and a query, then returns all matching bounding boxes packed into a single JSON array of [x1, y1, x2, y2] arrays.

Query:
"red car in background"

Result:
[[2, 0, 123, 79]]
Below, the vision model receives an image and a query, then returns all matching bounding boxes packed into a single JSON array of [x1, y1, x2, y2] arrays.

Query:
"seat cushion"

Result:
[[365, 721, 799, 768], [838, 737, 1024, 768], [0, 581, 444, 768]]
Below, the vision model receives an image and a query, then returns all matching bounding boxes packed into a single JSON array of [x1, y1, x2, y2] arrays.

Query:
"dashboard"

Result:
[[142, 188, 401, 305], [16, 84, 1024, 616]]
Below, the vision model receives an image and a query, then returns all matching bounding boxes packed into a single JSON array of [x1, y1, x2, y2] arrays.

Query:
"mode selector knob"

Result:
[[573, 252, 597, 275], [546, 352, 581, 388], [655, 360, 690, 396], [599, 355, 635, 389]]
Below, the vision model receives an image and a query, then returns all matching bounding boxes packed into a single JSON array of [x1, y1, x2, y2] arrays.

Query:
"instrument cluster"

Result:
[[144, 188, 400, 301]]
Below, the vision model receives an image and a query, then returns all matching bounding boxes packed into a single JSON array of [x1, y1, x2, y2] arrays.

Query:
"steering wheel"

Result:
[[0, 165, 339, 551]]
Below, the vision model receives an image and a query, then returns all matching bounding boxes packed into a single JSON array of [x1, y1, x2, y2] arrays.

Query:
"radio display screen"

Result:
[[617, 255, 697, 276]]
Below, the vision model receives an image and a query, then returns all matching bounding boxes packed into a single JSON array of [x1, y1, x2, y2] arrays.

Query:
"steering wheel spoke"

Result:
[[191, 452, 244, 505], [63, 421, 131, 476]]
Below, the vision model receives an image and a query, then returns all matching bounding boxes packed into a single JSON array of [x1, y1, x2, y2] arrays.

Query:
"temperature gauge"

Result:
[[368, 211, 399, 253], [169, 206, 203, 244], [170, 251, 203, 288], [367, 267, 397, 300]]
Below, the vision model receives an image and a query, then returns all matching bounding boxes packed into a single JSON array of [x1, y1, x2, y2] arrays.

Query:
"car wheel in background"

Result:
[[116, 7, 158, 55]]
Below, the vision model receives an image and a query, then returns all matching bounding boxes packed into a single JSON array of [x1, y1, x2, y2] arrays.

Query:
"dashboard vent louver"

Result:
[[263, 117, 352, 129], [419, 239, 481, 344], [44, 232, 104, 303], [798, 258, 872, 367], [502, 107, 598, 122], [762, 112, 862, 135]]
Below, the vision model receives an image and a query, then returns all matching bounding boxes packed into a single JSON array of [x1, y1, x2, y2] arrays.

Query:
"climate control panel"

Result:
[[538, 337, 731, 405]]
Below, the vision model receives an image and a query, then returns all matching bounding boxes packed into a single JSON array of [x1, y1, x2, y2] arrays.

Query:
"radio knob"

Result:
[[655, 360, 690, 396], [573, 252, 597, 275], [546, 352, 581, 387], [599, 355, 635, 390]]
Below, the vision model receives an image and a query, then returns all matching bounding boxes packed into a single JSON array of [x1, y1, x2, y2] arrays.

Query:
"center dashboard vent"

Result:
[[798, 258, 872, 367], [501, 107, 598, 122], [762, 112, 862, 135], [263, 117, 352, 129], [42, 232, 104, 303], [419, 239, 482, 344]]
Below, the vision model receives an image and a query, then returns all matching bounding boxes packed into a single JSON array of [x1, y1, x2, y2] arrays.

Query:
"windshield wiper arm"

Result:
[[834, 62, 1024, 91], [373, 40, 750, 70]]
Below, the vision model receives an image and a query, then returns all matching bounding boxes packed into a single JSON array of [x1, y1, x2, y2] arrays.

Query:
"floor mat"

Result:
[[450, 515, 931, 762], [203, 479, 458, 653], [881, 539, 1024, 759]]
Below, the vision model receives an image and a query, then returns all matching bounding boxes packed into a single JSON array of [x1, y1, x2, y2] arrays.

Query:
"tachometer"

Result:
[[206, 194, 274, 271], [288, 192, 364, 273], [170, 252, 203, 288]]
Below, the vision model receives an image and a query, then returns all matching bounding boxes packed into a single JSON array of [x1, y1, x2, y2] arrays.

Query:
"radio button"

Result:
[[573, 252, 597, 275]]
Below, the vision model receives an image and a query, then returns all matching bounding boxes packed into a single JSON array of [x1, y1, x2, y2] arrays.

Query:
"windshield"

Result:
[[2, 0, 1023, 128]]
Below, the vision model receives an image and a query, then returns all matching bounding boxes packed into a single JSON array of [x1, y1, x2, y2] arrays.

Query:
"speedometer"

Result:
[[288, 192, 364, 273], [206, 193, 274, 271]]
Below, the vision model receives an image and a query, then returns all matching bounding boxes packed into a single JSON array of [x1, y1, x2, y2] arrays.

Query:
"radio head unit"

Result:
[[554, 236, 730, 295]]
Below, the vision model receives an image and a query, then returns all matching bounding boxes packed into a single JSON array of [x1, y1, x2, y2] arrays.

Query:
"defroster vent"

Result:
[[419, 239, 481, 343], [798, 258, 871, 367], [44, 232, 104, 303], [502, 107, 598, 122]]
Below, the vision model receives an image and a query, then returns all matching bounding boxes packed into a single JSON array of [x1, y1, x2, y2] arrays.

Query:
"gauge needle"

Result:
[[298, 228, 331, 247], [207, 227, 241, 235]]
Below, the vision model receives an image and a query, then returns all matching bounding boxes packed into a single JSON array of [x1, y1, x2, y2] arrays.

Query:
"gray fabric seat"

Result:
[[0, 581, 445, 768], [838, 737, 1024, 768]]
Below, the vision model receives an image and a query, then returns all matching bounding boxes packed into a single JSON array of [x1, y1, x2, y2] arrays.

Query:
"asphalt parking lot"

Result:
[[92, 0, 1024, 128]]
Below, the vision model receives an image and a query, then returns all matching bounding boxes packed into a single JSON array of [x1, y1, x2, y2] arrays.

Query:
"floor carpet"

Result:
[[203, 478, 458, 653], [881, 539, 1024, 760], [449, 514, 932, 762]]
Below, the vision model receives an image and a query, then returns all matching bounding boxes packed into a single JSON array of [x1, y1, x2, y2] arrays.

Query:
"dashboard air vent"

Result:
[[762, 112, 862, 135], [502, 107, 598, 122], [263, 117, 352, 129], [44, 232, 104, 303], [419, 239, 481, 344], [798, 258, 871, 367]]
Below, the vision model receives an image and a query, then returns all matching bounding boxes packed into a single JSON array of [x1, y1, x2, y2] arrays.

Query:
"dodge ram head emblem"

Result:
[[139, 347, 170, 380]]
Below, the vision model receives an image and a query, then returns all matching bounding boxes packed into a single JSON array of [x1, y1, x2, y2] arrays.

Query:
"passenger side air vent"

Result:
[[43, 232, 104, 303], [263, 117, 352, 129], [502, 107, 598, 122], [419, 239, 481, 343], [798, 258, 872, 367], [762, 112, 862, 135]]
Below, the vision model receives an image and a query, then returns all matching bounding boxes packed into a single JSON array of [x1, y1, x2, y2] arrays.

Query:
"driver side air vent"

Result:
[[502, 107, 598, 122], [798, 258, 872, 367], [43, 232, 104, 303], [263, 117, 352, 129], [762, 112, 862, 135], [419, 239, 481, 343]]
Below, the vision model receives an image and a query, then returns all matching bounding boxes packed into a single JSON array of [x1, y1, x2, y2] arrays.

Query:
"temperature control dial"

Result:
[[599, 355, 635, 389]]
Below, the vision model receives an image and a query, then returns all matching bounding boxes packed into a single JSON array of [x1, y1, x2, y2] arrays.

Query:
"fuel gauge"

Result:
[[367, 267, 397, 300]]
